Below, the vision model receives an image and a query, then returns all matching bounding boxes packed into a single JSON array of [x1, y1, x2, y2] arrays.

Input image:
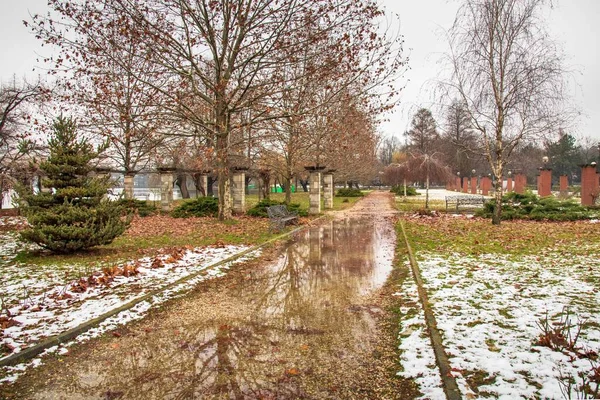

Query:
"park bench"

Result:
[[266, 205, 299, 231], [445, 195, 486, 211]]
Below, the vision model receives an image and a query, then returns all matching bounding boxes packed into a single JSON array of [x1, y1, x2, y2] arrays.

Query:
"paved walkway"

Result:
[[2, 192, 420, 400]]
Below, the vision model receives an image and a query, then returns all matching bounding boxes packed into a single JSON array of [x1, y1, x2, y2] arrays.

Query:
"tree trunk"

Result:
[[284, 175, 292, 204], [216, 135, 232, 220], [492, 173, 503, 225], [176, 173, 190, 199], [207, 176, 215, 196], [299, 179, 308, 192], [425, 161, 430, 209], [245, 175, 251, 195]]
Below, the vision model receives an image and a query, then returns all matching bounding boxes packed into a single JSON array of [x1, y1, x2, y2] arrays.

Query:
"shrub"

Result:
[[336, 188, 364, 197], [171, 196, 218, 218], [390, 185, 419, 196], [246, 199, 308, 217], [476, 191, 595, 221], [17, 116, 128, 253], [117, 199, 157, 217]]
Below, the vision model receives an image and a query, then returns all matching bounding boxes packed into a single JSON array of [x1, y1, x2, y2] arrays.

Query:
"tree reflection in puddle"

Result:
[[30, 216, 396, 399]]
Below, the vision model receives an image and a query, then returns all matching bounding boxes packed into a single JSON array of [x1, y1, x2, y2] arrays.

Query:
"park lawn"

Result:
[[396, 214, 600, 399]]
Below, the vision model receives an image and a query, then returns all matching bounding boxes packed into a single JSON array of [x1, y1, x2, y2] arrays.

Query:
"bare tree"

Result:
[[442, 0, 571, 224], [0, 79, 45, 208]]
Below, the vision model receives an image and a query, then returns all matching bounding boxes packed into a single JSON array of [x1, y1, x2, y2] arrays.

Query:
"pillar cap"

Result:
[[232, 166, 249, 171], [304, 165, 326, 171], [157, 166, 177, 172]]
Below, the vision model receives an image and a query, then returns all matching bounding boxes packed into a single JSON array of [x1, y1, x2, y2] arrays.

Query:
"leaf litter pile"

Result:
[[397, 215, 600, 399], [0, 216, 262, 384]]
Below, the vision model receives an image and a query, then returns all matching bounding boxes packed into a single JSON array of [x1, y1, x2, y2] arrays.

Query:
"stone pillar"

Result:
[[538, 169, 552, 197], [306, 167, 324, 215], [323, 172, 335, 209], [514, 173, 526, 194], [160, 170, 174, 211], [481, 176, 492, 196], [124, 173, 135, 200], [581, 164, 599, 206], [232, 170, 246, 213], [470, 177, 477, 194], [455, 177, 461, 192], [462, 177, 469, 193], [559, 175, 569, 195], [507, 177, 513, 192]]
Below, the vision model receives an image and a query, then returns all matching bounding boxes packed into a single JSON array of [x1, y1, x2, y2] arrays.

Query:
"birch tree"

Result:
[[443, 0, 571, 224]]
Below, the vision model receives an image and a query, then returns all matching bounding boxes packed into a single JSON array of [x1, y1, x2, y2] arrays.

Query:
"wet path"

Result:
[[5, 192, 407, 399]]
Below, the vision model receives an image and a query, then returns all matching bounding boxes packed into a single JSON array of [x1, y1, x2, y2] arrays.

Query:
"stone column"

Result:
[[306, 167, 324, 215], [481, 176, 492, 196], [455, 177, 461, 192], [462, 177, 469, 193], [581, 164, 599, 206], [231, 169, 246, 213], [559, 175, 569, 196], [538, 169, 552, 197], [514, 173, 526, 194], [507, 177, 513, 192], [159, 169, 174, 211], [470, 176, 477, 194], [323, 171, 335, 209], [124, 172, 135, 200]]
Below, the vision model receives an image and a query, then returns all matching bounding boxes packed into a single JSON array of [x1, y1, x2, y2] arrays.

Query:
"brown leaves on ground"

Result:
[[404, 214, 600, 255], [70, 262, 141, 293], [125, 214, 270, 241], [0, 315, 21, 330]]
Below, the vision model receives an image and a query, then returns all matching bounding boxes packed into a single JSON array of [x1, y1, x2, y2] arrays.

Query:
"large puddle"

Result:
[[31, 215, 397, 399]]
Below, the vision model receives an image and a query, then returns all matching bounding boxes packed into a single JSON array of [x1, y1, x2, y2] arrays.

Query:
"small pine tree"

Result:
[[17, 116, 128, 253]]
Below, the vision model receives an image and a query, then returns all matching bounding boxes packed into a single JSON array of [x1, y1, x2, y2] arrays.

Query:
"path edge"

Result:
[[399, 219, 462, 400]]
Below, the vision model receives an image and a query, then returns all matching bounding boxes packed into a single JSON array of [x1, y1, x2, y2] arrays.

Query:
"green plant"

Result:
[[170, 196, 219, 218], [246, 199, 307, 217], [117, 198, 156, 217], [336, 188, 364, 197], [16, 116, 128, 253], [390, 185, 419, 196], [476, 191, 595, 221]]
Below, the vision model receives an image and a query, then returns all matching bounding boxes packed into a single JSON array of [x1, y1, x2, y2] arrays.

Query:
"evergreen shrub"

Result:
[[336, 188, 364, 197], [17, 116, 128, 253], [170, 196, 219, 218], [476, 191, 595, 221], [246, 199, 307, 217], [390, 185, 419, 196]]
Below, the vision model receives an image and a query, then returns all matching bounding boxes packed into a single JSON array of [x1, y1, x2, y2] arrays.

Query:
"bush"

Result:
[[336, 188, 364, 197], [171, 197, 218, 218], [476, 191, 595, 221], [246, 199, 308, 217], [390, 185, 419, 196], [117, 199, 157, 217]]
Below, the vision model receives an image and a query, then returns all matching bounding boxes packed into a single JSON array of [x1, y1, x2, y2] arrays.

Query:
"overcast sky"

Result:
[[1, 0, 599, 141]]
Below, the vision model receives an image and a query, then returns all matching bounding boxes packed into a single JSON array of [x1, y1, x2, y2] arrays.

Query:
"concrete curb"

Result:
[[0, 220, 320, 368], [399, 220, 462, 400]]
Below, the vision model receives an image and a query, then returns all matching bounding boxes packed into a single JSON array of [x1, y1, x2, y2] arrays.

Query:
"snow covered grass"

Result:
[[0, 228, 259, 384], [398, 216, 600, 399]]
